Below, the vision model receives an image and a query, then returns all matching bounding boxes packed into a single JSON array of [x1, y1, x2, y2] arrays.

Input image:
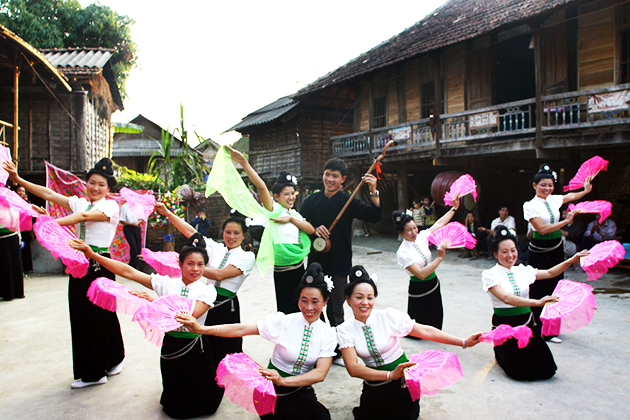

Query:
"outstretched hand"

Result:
[[259, 368, 284, 385], [128, 290, 155, 302], [155, 202, 169, 216], [2, 160, 19, 182], [464, 333, 482, 348], [32, 204, 49, 216], [390, 361, 416, 381], [226, 145, 247, 166], [175, 313, 202, 334], [538, 295, 559, 307], [451, 193, 460, 210], [69, 239, 95, 258], [437, 241, 448, 259], [583, 176, 593, 193]]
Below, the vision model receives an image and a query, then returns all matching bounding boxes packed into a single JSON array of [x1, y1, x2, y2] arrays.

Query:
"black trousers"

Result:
[[260, 385, 330, 420], [122, 225, 142, 269], [353, 378, 419, 420], [528, 237, 564, 337], [407, 276, 443, 330], [273, 262, 304, 314], [0, 233, 24, 300]]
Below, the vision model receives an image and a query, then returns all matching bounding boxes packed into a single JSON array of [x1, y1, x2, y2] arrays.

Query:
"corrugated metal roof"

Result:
[[113, 139, 182, 158], [226, 96, 299, 132], [41, 48, 114, 70]]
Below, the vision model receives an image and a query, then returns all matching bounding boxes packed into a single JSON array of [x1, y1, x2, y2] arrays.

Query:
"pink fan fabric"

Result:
[[444, 174, 477, 206], [581, 240, 626, 281], [86, 277, 148, 315], [0, 187, 39, 232], [216, 352, 276, 416], [0, 144, 10, 187], [479, 324, 533, 349], [119, 187, 156, 220], [141, 248, 181, 277], [567, 200, 612, 223], [563, 156, 609, 192], [405, 350, 464, 401], [0, 206, 20, 231], [427, 222, 477, 249], [33, 215, 89, 278], [134, 294, 195, 335], [541, 279, 597, 336]]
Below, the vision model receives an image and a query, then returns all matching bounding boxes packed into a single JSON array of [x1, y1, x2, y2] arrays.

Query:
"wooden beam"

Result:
[[533, 25, 544, 150], [13, 52, 20, 161], [433, 53, 443, 158], [396, 162, 409, 211], [28, 98, 32, 171]]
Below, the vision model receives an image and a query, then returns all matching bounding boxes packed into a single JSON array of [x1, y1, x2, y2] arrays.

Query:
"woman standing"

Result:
[[3, 158, 124, 388], [523, 164, 591, 342], [0, 203, 23, 300], [178, 263, 337, 420], [72, 235, 221, 419], [482, 226, 588, 380], [337, 266, 480, 419], [394, 194, 459, 330]]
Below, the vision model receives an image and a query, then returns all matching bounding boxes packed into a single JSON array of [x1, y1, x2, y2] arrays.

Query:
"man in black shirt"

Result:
[[300, 158, 382, 326]]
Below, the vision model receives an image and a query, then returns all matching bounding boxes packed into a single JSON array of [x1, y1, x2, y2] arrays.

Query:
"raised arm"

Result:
[[70, 239, 153, 289], [409, 323, 481, 347], [3, 160, 70, 209], [155, 202, 196, 238], [226, 145, 273, 211], [562, 177, 592, 204], [176, 313, 259, 337], [405, 243, 446, 280], [536, 250, 589, 280], [529, 209, 579, 235], [427, 196, 459, 234], [270, 215, 316, 235]]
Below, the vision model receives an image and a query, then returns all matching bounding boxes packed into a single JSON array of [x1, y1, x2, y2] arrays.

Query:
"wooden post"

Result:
[[397, 162, 409, 211], [368, 81, 373, 155], [533, 25, 544, 150], [13, 52, 20, 161], [27, 98, 32, 171], [433, 53, 443, 159]]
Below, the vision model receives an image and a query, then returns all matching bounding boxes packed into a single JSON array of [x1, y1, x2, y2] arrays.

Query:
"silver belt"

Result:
[[408, 278, 440, 298]]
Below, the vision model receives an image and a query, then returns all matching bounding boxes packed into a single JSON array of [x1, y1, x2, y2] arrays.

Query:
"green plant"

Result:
[[113, 163, 162, 191]]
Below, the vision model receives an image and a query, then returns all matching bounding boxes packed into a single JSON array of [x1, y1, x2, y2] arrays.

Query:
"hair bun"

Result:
[[188, 232, 207, 249], [277, 171, 297, 185], [302, 262, 324, 286], [349, 265, 371, 282], [492, 225, 514, 240], [537, 164, 552, 174], [392, 210, 405, 224]]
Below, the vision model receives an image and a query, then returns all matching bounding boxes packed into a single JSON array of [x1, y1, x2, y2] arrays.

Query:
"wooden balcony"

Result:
[[330, 83, 630, 161]]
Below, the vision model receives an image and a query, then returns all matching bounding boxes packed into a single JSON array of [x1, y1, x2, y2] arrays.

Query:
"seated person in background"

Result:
[[411, 198, 426, 230], [422, 197, 437, 229], [479, 205, 516, 260], [582, 215, 617, 249], [460, 211, 480, 260], [560, 207, 587, 258], [190, 210, 211, 237]]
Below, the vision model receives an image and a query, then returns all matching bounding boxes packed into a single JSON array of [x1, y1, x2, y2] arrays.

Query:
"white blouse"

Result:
[[523, 195, 564, 230], [151, 273, 217, 325], [481, 264, 538, 308], [258, 312, 337, 376], [337, 308, 415, 368], [490, 215, 517, 236], [68, 196, 119, 247], [272, 202, 303, 245], [396, 229, 432, 274], [203, 237, 255, 294], [119, 202, 140, 225]]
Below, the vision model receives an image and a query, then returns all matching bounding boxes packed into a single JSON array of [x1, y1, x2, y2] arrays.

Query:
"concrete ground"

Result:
[[2, 235, 629, 420]]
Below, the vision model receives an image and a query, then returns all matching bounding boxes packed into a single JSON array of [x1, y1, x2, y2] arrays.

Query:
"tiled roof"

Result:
[[41, 48, 114, 73], [296, 0, 576, 96], [226, 96, 299, 132]]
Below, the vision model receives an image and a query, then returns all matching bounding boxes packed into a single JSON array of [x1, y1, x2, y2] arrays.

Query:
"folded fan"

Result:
[[86, 277, 148, 315], [216, 352, 277, 416], [567, 200, 612, 223], [580, 240, 626, 281], [404, 350, 464, 401], [427, 222, 477, 249], [33, 215, 89, 278], [141, 248, 181, 277], [119, 187, 156, 220], [563, 156, 608, 192], [479, 324, 532, 349], [444, 174, 477, 206], [540, 279, 597, 336], [0, 145, 10, 187]]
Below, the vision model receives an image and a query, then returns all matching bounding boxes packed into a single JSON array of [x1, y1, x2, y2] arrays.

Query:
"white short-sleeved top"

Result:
[[490, 215, 517, 235], [481, 264, 538, 308], [336, 308, 415, 368], [119, 202, 140, 225], [203, 237, 255, 293], [258, 312, 337, 376], [151, 273, 216, 325], [68, 196, 119, 248], [272, 202, 303, 245], [396, 229, 432, 274], [523, 195, 564, 230]]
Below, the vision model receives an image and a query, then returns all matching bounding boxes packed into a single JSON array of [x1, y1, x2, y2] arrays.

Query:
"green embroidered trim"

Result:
[[215, 250, 230, 288], [412, 243, 428, 266], [370, 353, 409, 371], [79, 203, 94, 240], [493, 306, 531, 316], [292, 325, 313, 375], [543, 201, 555, 224], [268, 361, 293, 377], [532, 230, 563, 240], [215, 286, 236, 298], [362, 325, 384, 367], [507, 272, 520, 297], [410, 272, 437, 282]]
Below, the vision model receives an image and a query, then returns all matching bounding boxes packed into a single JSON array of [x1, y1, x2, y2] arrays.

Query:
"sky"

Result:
[[80, 0, 448, 145]]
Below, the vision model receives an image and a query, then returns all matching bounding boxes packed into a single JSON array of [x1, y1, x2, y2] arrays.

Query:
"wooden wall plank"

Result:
[[578, 4, 615, 89], [404, 59, 420, 121], [446, 44, 466, 113]]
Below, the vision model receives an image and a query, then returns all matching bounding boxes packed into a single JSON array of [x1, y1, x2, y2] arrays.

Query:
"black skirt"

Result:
[[204, 294, 243, 382], [528, 237, 564, 320], [68, 256, 125, 381], [0, 233, 24, 300], [353, 378, 419, 420], [492, 311, 557, 381], [260, 385, 330, 420], [160, 334, 223, 419], [407, 276, 443, 330], [273, 262, 304, 314]]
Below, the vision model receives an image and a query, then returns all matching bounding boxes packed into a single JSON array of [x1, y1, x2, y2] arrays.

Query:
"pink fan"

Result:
[[427, 222, 477, 249], [141, 248, 181, 277], [405, 350, 463, 401], [567, 200, 612, 223], [444, 174, 477, 206], [86, 277, 148, 316], [134, 294, 195, 335], [540, 279, 597, 336], [0, 206, 20, 231], [563, 156, 608, 192], [0, 187, 39, 217], [0, 145, 10, 187], [216, 352, 277, 416], [580, 240, 626, 281], [479, 324, 532, 349], [33, 215, 89, 278], [119, 187, 156, 220]]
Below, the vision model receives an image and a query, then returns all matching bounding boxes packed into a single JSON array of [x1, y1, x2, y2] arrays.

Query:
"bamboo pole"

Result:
[[13, 52, 20, 161]]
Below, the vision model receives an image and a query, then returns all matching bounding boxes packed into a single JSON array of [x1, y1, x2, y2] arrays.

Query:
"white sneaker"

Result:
[[548, 337, 562, 343], [71, 376, 107, 389], [106, 359, 125, 376]]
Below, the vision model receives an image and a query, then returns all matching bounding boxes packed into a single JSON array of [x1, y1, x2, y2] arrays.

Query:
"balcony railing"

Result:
[[330, 83, 630, 158]]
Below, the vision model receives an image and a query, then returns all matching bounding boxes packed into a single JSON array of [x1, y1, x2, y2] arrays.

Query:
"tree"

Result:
[[0, 0, 138, 98]]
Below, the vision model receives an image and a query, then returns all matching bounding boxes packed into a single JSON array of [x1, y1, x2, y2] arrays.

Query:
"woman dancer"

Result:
[[394, 194, 460, 330], [72, 235, 221, 418], [523, 164, 591, 342], [3, 158, 124, 388], [178, 263, 337, 420], [482, 226, 588, 380], [337, 266, 480, 419], [226, 145, 315, 314], [0, 201, 23, 300], [156, 204, 255, 393]]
